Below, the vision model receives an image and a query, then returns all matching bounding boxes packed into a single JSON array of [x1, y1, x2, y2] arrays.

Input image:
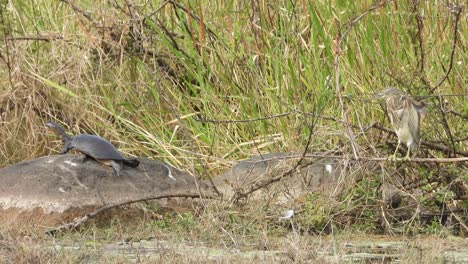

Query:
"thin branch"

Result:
[[168, 0, 219, 40], [231, 100, 328, 202], [230, 158, 314, 202], [227, 150, 467, 206], [417, 93, 468, 99], [446, 109, 468, 120], [426, 136, 468, 144], [6, 34, 63, 42], [436, 94, 457, 157], [239, 152, 468, 164], [147, 0, 170, 17], [410, 0, 426, 75], [0, 4, 15, 88], [371, 123, 468, 157], [59, 0, 95, 23], [334, 0, 394, 159], [46, 193, 216, 236], [196, 106, 466, 157], [429, 4, 463, 93], [306, 113, 467, 157], [194, 111, 297, 124]]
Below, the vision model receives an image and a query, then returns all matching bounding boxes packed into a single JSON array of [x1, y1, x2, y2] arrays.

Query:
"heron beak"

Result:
[[372, 92, 384, 100]]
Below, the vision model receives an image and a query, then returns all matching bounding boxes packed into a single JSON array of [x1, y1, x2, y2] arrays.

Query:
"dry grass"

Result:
[[0, 0, 467, 262], [1, 220, 466, 263]]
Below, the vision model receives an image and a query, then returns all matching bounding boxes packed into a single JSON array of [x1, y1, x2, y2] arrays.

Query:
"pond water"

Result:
[[50, 236, 468, 263]]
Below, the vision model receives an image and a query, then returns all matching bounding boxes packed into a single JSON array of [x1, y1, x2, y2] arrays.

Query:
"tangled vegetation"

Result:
[[0, 1, 466, 259]]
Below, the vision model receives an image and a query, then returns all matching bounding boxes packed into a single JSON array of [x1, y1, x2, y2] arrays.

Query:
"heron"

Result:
[[374, 87, 427, 160]]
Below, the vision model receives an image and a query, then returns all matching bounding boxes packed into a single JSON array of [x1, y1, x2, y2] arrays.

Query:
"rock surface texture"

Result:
[[0, 152, 347, 220], [214, 152, 343, 199], [0, 154, 205, 213]]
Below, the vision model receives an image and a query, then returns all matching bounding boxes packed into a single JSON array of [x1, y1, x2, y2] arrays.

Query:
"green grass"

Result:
[[0, 0, 466, 253], [1, 0, 466, 168]]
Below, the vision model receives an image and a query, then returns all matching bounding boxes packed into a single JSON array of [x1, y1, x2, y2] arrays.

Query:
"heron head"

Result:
[[373, 87, 405, 99]]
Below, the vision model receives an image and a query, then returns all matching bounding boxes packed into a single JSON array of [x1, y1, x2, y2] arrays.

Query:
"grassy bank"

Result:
[[0, 0, 466, 241]]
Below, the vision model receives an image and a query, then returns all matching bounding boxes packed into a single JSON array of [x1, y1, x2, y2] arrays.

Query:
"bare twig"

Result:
[[435, 94, 457, 157], [334, 0, 393, 159], [451, 211, 468, 232], [425, 4, 464, 157], [309, 113, 467, 157], [59, 0, 94, 23], [429, 3, 463, 93], [46, 193, 216, 236], [446, 109, 468, 120], [194, 111, 298, 124], [417, 93, 468, 99], [239, 152, 468, 164], [426, 136, 468, 144], [168, 0, 218, 40], [231, 100, 328, 202], [0, 3, 13, 89], [410, 0, 426, 76], [147, 0, 170, 17], [230, 158, 314, 202], [197, 108, 466, 157], [371, 123, 468, 157], [6, 34, 63, 42]]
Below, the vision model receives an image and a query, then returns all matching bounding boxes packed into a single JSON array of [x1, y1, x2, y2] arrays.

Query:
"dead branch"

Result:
[[168, 0, 219, 40], [370, 123, 468, 157], [231, 101, 327, 202], [241, 152, 468, 164], [334, 0, 393, 159], [46, 193, 216, 236], [230, 159, 314, 202], [410, 0, 427, 78], [436, 93, 458, 157], [447, 109, 468, 120], [6, 34, 63, 42], [313, 116, 467, 157], [451, 211, 468, 232], [59, 0, 94, 23], [194, 111, 298, 124], [196, 109, 466, 157], [418, 93, 468, 99], [430, 3, 463, 93]]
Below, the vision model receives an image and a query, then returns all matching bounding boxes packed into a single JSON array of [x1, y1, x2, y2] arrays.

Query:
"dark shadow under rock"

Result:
[[0, 154, 209, 213]]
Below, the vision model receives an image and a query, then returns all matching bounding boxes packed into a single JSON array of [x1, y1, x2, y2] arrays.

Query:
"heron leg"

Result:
[[389, 141, 401, 161], [403, 147, 411, 161], [111, 160, 123, 176]]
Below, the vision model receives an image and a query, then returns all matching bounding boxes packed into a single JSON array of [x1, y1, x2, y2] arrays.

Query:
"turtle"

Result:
[[46, 121, 139, 176]]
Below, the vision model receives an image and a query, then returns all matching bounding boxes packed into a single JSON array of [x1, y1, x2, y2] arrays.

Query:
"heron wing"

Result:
[[414, 102, 427, 123], [408, 100, 425, 152], [387, 96, 406, 129]]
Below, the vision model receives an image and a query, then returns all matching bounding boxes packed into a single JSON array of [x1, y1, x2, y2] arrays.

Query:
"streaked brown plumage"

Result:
[[375, 87, 427, 160]]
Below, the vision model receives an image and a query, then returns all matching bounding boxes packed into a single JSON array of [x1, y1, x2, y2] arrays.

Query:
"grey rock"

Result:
[[213, 152, 344, 198], [0, 154, 208, 213]]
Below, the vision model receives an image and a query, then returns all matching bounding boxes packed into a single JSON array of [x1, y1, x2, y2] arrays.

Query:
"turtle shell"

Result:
[[70, 134, 125, 160]]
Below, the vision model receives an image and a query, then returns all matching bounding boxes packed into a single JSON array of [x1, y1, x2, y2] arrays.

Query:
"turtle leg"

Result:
[[80, 154, 91, 163], [60, 142, 72, 154], [111, 160, 123, 176]]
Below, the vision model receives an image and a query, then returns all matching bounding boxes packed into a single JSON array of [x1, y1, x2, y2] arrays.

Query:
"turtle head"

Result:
[[46, 121, 71, 142]]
